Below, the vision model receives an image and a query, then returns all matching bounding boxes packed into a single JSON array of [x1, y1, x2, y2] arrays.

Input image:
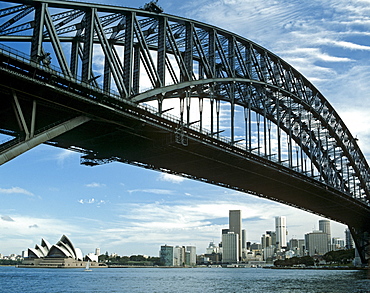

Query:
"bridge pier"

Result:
[[350, 227, 370, 266]]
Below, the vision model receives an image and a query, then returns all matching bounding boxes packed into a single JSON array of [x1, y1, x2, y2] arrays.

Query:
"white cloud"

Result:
[[85, 182, 106, 188], [0, 215, 82, 255], [78, 198, 106, 205], [157, 173, 185, 184], [55, 149, 77, 166], [0, 187, 33, 196], [127, 189, 174, 195]]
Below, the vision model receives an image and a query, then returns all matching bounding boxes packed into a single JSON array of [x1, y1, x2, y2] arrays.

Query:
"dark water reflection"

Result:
[[0, 266, 369, 292]]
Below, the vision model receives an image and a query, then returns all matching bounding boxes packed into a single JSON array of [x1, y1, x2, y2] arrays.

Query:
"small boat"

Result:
[[84, 260, 92, 271]]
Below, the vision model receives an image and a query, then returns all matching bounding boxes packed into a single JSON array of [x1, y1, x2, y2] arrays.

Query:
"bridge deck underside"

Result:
[[1, 64, 369, 233]]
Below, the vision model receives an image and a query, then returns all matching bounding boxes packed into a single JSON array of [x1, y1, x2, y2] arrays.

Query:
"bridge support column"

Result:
[[350, 227, 370, 266], [0, 116, 90, 165]]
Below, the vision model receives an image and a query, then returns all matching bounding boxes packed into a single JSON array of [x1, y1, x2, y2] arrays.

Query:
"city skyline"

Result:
[[1, 0, 370, 257]]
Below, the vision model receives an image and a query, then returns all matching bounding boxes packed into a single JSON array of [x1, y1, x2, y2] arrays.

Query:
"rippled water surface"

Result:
[[1, 266, 369, 292]]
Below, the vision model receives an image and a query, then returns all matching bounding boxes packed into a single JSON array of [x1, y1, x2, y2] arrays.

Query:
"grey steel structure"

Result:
[[0, 0, 369, 264]]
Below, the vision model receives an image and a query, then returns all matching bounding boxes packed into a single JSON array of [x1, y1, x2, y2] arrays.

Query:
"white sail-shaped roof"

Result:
[[28, 248, 43, 258], [26, 235, 85, 261], [75, 248, 83, 261], [41, 238, 52, 251], [47, 244, 73, 258]]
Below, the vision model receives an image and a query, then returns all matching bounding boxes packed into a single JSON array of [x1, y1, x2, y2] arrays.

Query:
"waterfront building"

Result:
[[222, 232, 239, 263], [206, 241, 219, 254], [263, 245, 275, 261], [229, 210, 242, 261], [174, 246, 186, 266], [20, 235, 104, 268], [186, 246, 196, 266], [275, 216, 287, 249], [160, 245, 174, 266], [305, 230, 329, 256]]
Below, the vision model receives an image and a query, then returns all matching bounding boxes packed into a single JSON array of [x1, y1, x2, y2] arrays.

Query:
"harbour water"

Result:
[[0, 266, 369, 292]]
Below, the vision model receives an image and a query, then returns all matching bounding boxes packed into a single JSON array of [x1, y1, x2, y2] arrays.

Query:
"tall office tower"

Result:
[[319, 219, 331, 251], [261, 233, 272, 249], [305, 231, 329, 256], [186, 246, 196, 266], [242, 229, 246, 250], [266, 231, 276, 247], [229, 210, 242, 260], [160, 245, 174, 266], [222, 232, 239, 263], [345, 228, 354, 249], [95, 248, 101, 256], [275, 216, 287, 249]]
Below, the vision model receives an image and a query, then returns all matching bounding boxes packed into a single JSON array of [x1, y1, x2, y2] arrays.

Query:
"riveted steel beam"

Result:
[[0, 116, 90, 165]]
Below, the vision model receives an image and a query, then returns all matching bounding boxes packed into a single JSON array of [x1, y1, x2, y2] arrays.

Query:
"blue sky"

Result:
[[1, 0, 370, 257]]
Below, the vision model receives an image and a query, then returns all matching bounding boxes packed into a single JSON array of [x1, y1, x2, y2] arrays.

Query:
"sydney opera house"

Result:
[[20, 235, 106, 268]]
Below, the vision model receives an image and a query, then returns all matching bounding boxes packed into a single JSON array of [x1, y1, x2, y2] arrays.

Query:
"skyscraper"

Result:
[[345, 228, 354, 249], [186, 246, 196, 266], [275, 216, 287, 249], [319, 219, 331, 251], [222, 232, 239, 263], [160, 245, 174, 266], [229, 210, 242, 260]]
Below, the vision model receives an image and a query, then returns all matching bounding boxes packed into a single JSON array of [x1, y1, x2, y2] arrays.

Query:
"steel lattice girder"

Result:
[[0, 0, 369, 206]]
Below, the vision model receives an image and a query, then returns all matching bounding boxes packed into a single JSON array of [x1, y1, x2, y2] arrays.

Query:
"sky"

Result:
[[1, 0, 370, 257]]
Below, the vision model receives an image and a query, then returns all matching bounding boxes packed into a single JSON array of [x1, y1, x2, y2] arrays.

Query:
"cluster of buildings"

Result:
[[0, 253, 23, 262], [160, 245, 197, 266], [160, 210, 352, 266]]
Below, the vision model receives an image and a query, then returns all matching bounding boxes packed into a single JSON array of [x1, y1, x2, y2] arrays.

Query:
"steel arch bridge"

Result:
[[0, 0, 369, 264]]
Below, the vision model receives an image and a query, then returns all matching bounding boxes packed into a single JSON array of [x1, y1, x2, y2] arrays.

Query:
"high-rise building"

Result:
[[288, 238, 305, 256], [242, 229, 246, 250], [275, 216, 287, 249], [174, 246, 186, 266], [305, 231, 329, 256], [332, 237, 345, 251], [160, 245, 174, 266], [222, 232, 239, 263], [95, 248, 101, 256], [261, 233, 272, 249], [345, 228, 354, 249], [186, 246, 196, 266], [229, 210, 242, 260], [319, 219, 331, 251], [266, 231, 276, 247]]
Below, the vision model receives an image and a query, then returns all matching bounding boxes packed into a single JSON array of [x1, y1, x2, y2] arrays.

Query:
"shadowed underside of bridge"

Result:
[[0, 0, 369, 264]]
